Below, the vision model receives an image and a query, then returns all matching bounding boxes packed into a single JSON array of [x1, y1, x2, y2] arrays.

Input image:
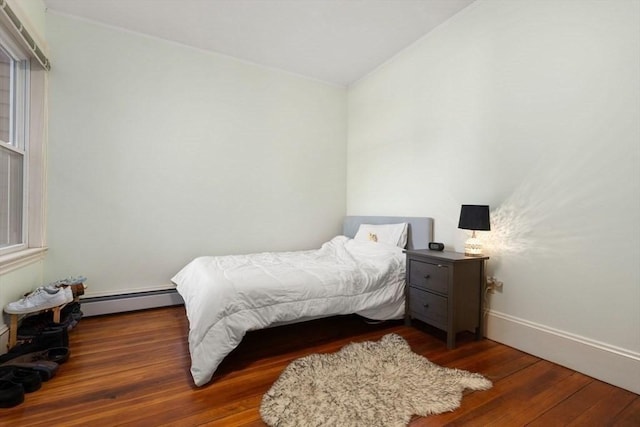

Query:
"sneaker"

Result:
[[46, 277, 86, 298], [4, 287, 73, 314], [47, 276, 86, 287], [62, 276, 86, 285], [44, 285, 73, 303]]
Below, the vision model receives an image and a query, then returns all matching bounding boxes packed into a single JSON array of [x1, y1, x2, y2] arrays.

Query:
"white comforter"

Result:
[[171, 236, 406, 386]]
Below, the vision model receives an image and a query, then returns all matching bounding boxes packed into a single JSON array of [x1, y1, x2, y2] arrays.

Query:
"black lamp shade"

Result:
[[458, 205, 491, 231]]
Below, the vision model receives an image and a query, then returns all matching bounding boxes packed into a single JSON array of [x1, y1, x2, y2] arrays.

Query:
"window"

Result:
[[0, 2, 48, 272], [0, 40, 28, 255]]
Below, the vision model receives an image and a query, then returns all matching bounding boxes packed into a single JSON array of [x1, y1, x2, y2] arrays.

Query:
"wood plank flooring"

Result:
[[1, 306, 638, 426]]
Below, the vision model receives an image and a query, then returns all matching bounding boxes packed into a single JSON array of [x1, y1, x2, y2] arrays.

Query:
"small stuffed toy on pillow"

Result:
[[354, 223, 408, 248]]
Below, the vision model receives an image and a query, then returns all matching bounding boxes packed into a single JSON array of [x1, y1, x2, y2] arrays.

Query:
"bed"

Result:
[[172, 216, 433, 386]]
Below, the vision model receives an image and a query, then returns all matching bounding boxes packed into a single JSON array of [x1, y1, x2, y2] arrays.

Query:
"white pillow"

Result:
[[353, 223, 408, 248]]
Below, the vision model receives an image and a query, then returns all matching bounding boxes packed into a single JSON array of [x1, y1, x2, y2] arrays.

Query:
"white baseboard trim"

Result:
[[486, 310, 640, 394], [82, 284, 178, 299], [80, 289, 184, 317]]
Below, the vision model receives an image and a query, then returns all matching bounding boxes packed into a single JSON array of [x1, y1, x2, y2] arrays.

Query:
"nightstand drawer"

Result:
[[408, 259, 449, 294], [408, 287, 448, 330]]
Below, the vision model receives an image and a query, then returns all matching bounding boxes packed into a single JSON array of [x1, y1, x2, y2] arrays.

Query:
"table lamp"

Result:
[[458, 205, 490, 256]]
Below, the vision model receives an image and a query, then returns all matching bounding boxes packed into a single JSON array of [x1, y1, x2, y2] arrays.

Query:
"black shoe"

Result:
[[17, 303, 83, 338], [66, 302, 83, 330], [2, 361, 59, 382], [1, 347, 69, 365], [0, 380, 24, 408], [0, 367, 41, 393], [1, 326, 69, 363], [62, 301, 82, 321], [40, 326, 69, 348]]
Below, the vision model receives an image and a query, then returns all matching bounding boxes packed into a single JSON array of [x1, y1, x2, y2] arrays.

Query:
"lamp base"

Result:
[[464, 235, 484, 257]]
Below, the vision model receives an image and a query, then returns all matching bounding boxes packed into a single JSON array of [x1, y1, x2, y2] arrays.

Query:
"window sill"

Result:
[[0, 247, 48, 275]]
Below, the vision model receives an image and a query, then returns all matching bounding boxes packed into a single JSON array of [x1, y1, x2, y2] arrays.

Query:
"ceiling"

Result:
[[43, 0, 475, 87]]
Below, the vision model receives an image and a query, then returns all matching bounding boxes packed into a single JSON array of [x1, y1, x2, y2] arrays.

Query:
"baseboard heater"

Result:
[[79, 289, 184, 317]]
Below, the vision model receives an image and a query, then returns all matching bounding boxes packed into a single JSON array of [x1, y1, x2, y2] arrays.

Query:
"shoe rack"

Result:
[[5, 283, 85, 350]]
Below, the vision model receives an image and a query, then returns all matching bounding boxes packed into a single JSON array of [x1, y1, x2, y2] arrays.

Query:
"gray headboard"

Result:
[[343, 216, 434, 250]]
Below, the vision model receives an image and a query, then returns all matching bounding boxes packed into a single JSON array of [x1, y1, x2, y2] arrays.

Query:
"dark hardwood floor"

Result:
[[2, 306, 638, 426]]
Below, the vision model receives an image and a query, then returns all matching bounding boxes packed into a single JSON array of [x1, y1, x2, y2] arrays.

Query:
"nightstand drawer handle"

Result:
[[424, 274, 430, 280], [437, 264, 444, 268], [423, 303, 430, 309]]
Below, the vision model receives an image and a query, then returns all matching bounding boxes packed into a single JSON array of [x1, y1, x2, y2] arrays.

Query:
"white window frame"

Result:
[[0, 45, 29, 255], [0, 16, 47, 274]]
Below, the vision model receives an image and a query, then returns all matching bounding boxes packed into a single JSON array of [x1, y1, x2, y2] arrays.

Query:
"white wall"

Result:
[[45, 13, 347, 297], [348, 0, 639, 392]]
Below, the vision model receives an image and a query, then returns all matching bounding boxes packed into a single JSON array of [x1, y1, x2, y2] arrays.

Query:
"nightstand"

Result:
[[404, 249, 488, 349]]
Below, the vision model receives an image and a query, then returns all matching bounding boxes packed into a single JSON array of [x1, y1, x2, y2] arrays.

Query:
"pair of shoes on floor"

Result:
[[2, 347, 69, 366], [0, 366, 43, 408], [2, 360, 60, 382], [0, 346, 69, 407], [0, 346, 69, 383], [4, 286, 73, 314], [0, 326, 69, 364]]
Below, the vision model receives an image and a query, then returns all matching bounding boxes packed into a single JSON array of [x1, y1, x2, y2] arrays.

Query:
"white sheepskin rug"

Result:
[[260, 333, 492, 427]]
